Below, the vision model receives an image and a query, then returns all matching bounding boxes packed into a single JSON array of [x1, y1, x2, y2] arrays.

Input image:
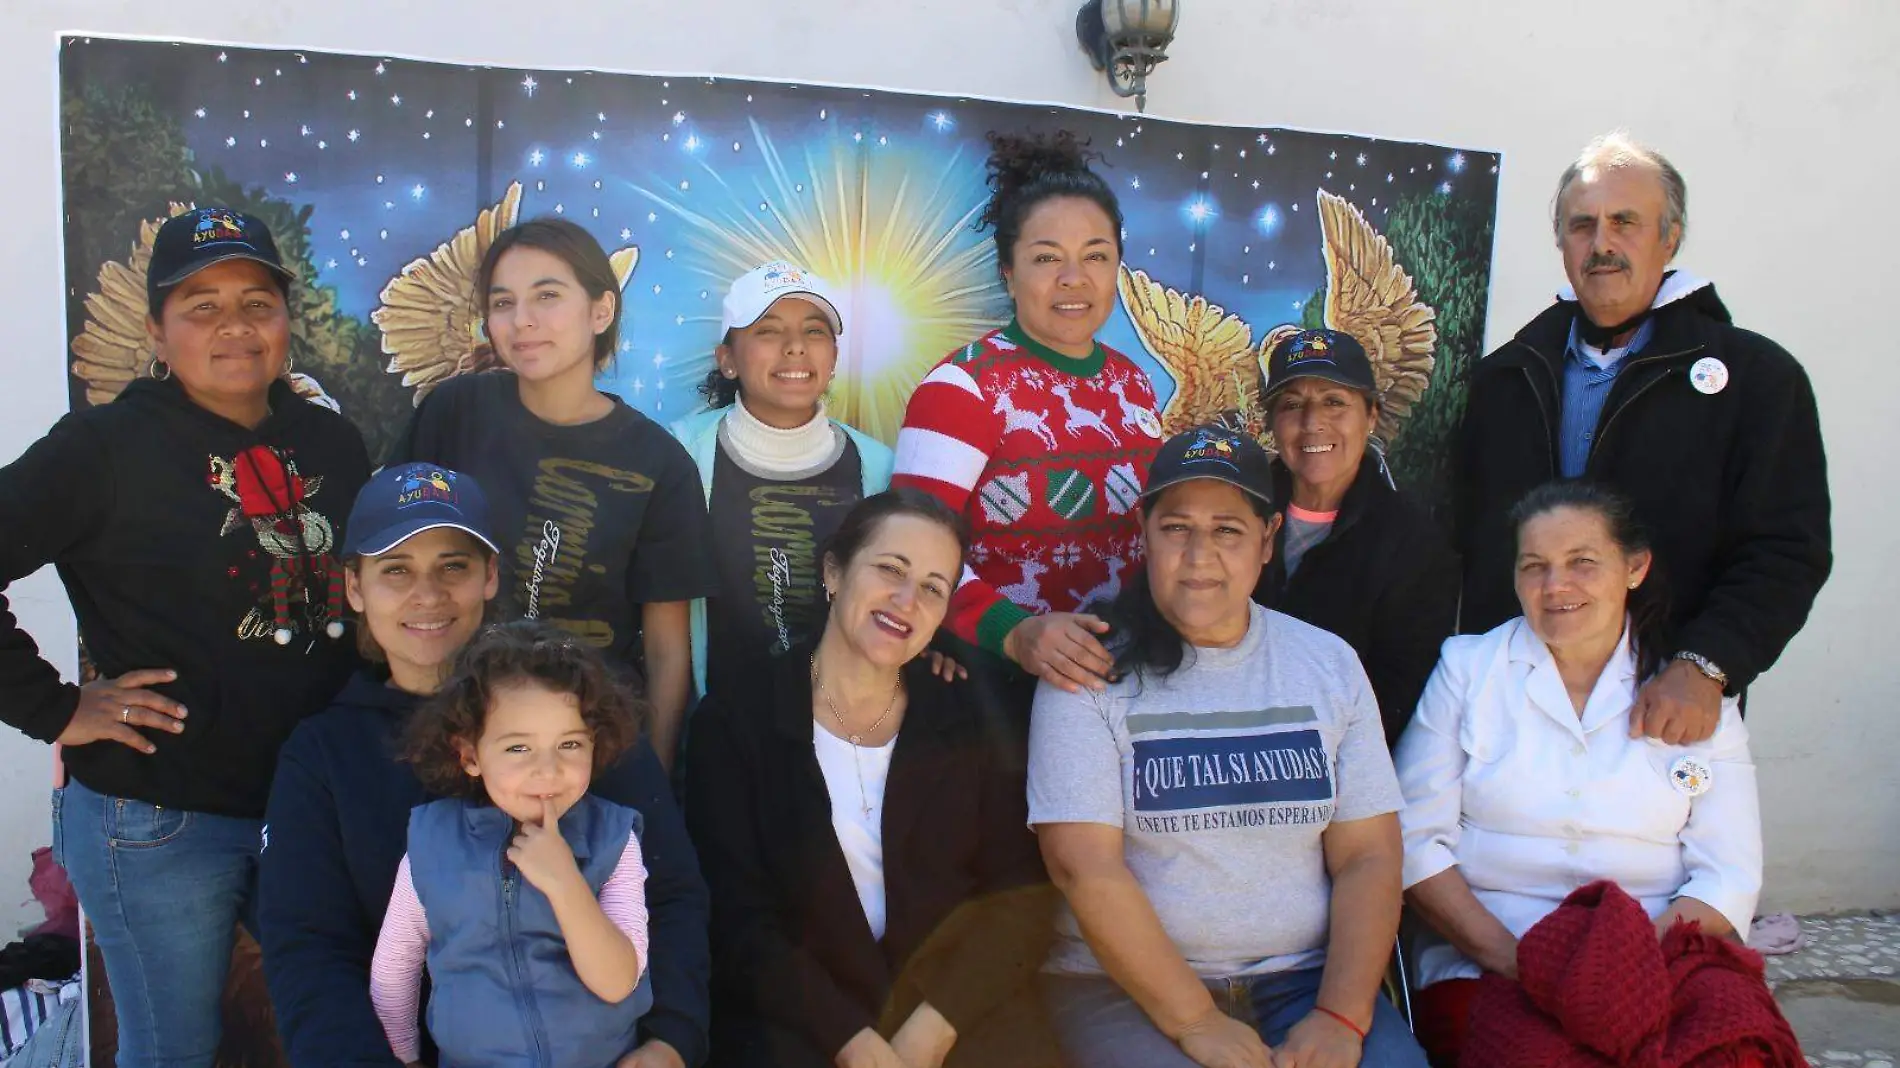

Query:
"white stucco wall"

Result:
[[0, 0, 1892, 933]]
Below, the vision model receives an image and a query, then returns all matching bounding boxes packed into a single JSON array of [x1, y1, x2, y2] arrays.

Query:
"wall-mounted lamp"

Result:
[[1075, 0, 1180, 112]]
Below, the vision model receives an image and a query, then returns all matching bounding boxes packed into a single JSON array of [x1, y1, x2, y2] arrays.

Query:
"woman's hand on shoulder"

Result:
[[923, 650, 969, 683], [1175, 1008, 1277, 1068], [1004, 613, 1114, 693], [1273, 1009, 1363, 1068]]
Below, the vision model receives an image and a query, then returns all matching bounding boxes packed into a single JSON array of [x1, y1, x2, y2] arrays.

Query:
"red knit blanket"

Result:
[[1462, 881, 1803, 1068]]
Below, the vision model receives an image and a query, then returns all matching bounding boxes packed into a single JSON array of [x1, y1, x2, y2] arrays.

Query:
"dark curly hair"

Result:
[[402, 619, 645, 800], [476, 216, 623, 370], [979, 130, 1124, 279]]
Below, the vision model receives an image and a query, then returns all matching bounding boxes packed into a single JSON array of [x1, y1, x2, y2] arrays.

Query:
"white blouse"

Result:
[[812, 722, 897, 941], [1394, 618, 1761, 988]]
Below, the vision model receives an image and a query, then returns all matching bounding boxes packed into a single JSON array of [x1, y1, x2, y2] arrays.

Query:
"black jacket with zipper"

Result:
[[1454, 282, 1831, 691], [0, 376, 370, 816], [1253, 455, 1460, 746]]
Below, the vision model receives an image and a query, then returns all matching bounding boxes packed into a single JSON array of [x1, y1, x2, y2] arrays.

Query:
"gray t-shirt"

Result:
[[1028, 602, 1403, 978]]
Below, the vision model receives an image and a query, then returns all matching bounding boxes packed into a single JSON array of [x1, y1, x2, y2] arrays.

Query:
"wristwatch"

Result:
[[1673, 651, 1729, 689]]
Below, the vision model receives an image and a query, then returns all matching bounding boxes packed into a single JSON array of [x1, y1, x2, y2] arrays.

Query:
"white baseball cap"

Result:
[[719, 261, 845, 338]]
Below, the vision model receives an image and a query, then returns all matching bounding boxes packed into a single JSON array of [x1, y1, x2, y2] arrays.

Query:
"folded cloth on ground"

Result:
[[1462, 880, 1804, 1068], [1746, 913, 1804, 956]]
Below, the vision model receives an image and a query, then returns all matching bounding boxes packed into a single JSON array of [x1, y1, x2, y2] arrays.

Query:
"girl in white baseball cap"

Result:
[[668, 262, 895, 699]]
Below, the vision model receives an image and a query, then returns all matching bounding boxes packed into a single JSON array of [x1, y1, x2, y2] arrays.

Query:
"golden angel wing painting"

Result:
[[372, 181, 641, 405], [1119, 189, 1438, 452], [69, 205, 339, 411]]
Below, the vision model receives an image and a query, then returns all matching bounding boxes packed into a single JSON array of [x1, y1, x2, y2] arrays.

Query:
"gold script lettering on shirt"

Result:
[[514, 459, 656, 639]]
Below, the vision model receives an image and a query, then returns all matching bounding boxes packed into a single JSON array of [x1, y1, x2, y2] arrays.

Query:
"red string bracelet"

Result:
[[1312, 1005, 1367, 1041]]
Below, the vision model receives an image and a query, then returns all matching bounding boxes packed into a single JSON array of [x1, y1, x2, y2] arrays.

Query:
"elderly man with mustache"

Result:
[[1454, 131, 1830, 746]]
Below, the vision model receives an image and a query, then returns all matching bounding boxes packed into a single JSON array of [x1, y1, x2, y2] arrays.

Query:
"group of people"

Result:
[[0, 124, 1829, 1068]]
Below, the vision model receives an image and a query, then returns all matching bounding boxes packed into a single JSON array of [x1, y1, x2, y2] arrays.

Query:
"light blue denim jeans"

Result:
[[7, 995, 84, 1068], [1042, 966, 1427, 1068], [52, 778, 262, 1068]]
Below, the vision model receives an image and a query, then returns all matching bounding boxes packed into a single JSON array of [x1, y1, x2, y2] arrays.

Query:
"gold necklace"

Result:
[[811, 653, 903, 816]]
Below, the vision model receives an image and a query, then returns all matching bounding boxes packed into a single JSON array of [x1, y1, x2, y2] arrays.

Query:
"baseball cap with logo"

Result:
[[719, 261, 845, 337], [146, 207, 297, 318], [1261, 328, 1377, 401], [343, 463, 501, 559], [1141, 424, 1276, 508]]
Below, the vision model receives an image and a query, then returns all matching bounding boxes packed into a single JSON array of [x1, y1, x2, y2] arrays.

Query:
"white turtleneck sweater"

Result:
[[718, 397, 844, 474]]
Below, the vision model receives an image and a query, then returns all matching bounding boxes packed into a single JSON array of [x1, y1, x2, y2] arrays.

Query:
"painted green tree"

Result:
[[1379, 190, 1494, 524], [60, 82, 412, 458]]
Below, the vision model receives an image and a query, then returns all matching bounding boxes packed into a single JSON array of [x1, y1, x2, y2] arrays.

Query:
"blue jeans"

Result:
[[1043, 967, 1427, 1068], [52, 779, 262, 1068]]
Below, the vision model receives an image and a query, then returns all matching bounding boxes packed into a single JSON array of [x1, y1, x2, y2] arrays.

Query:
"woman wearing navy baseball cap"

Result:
[[0, 207, 370, 1067], [1253, 328, 1459, 747], [258, 463, 712, 1068]]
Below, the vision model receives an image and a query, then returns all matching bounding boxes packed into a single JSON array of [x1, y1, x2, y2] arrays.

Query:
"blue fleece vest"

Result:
[[408, 794, 652, 1068]]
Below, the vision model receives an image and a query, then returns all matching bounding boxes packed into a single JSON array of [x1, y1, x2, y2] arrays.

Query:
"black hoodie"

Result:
[[1253, 454, 1461, 747], [258, 671, 712, 1068], [0, 376, 369, 816]]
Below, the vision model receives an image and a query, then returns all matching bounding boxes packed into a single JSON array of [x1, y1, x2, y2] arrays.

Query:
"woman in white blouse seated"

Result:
[[1395, 481, 1761, 1065]]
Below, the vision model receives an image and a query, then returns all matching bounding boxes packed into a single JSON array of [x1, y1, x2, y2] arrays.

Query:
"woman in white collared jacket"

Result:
[[1394, 481, 1761, 1065]]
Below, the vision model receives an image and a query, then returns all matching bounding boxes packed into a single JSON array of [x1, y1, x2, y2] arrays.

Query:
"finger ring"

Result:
[[122, 706, 131, 723]]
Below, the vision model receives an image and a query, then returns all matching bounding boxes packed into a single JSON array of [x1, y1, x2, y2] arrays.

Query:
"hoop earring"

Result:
[[284, 355, 296, 375], [148, 359, 172, 382]]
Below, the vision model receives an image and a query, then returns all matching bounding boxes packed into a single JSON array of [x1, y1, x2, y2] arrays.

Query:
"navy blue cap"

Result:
[[1142, 424, 1275, 507], [146, 208, 295, 316], [343, 464, 500, 558], [1262, 328, 1376, 400]]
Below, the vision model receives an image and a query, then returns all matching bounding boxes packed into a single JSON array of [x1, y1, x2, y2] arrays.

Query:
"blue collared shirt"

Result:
[[1558, 317, 1655, 478]]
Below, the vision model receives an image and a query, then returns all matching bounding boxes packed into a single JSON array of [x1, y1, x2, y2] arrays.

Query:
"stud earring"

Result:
[[723, 368, 737, 378]]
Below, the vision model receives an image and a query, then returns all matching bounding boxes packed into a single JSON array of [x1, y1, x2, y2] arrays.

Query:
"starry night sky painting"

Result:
[[59, 35, 1499, 516]]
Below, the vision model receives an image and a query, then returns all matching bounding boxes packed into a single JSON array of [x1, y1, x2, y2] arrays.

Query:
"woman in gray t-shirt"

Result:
[[1028, 425, 1425, 1068]]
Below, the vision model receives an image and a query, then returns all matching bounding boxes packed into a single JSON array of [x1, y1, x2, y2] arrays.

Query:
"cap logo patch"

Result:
[[1287, 332, 1336, 365], [1182, 428, 1241, 468], [760, 262, 808, 291], [193, 209, 248, 245], [397, 469, 459, 508]]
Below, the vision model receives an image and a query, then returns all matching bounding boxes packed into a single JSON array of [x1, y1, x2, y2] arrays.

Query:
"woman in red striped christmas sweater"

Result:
[[893, 131, 1164, 710]]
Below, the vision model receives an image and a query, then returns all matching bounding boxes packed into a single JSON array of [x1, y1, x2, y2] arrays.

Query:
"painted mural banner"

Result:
[[60, 35, 1499, 520], [55, 34, 1497, 1067]]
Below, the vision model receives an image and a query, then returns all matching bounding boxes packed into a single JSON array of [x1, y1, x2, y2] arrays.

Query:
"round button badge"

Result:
[[1689, 357, 1729, 395], [1670, 755, 1714, 797]]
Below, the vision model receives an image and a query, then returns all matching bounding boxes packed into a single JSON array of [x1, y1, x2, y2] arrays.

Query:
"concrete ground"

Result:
[[1765, 913, 1900, 1065]]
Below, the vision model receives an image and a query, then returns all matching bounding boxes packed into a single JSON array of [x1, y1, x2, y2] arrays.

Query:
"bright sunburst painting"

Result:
[[630, 119, 1000, 441]]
